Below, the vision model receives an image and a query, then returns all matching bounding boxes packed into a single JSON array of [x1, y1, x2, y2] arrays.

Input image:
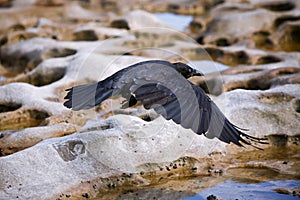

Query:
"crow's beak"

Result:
[[192, 70, 204, 76]]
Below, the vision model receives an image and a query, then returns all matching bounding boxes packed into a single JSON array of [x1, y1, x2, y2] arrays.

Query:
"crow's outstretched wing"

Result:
[[131, 82, 266, 148], [63, 60, 174, 110], [64, 60, 266, 147]]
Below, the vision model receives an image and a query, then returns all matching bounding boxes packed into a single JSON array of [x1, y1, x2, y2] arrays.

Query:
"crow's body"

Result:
[[64, 60, 266, 148]]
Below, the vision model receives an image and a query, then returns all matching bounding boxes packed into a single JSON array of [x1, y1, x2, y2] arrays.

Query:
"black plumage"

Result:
[[64, 60, 267, 148]]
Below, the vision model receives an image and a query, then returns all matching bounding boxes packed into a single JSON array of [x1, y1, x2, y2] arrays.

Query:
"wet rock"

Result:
[[116, 187, 196, 200], [206, 194, 218, 200], [82, 193, 90, 198]]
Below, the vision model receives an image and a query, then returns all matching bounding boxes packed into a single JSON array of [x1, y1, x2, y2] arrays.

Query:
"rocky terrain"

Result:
[[0, 0, 299, 199]]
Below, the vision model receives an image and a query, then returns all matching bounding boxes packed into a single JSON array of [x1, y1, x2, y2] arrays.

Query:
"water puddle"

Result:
[[186, 180, 300, 200], [0, 76, 6, 82], [154, 12, 193, 31], [108, 146, 300, 200]]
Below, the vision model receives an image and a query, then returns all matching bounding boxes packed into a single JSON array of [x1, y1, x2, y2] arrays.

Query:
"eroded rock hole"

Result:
[[53, 139, 86, 162], [268, 134, 288, 147], [0, 103, 22, 113], [0, 49, 42, 75], [256, 55, 282, 65], [259, 1, 295, 12], [110, 19, 130, 30], [0, 109, 50, 131], [32, 67, 66, 86], [258, 92, 294, 104], [274, 16, 300, 28], [215, 38, 230, 46], [43, 48, 77, 59], [205, 47, 224, 60], [292, 99, 300, 113], [234, 51, 249, 64], [73, 30, 98, 41], [140, 115, 152, 122], [271, 67, 300, 76]]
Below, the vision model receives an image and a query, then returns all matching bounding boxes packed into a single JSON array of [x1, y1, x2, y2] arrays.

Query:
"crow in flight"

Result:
[[64, 60, 266, 148]]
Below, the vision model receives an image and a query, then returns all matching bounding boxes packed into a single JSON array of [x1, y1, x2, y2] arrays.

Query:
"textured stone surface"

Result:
[[0, 0, 300, 199], [0, 114, 223, 199]]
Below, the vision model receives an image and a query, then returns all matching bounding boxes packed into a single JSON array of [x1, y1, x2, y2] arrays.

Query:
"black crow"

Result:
[[64, 60, 267, 148]]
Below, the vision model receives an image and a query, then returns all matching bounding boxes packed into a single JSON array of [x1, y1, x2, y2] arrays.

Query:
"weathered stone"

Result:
[[0, 38, 77, 74], [277, 21, 300, 52], [110, 19, 130, 30], [0, 114, 224, 199], [203, 7, 277, 43], [213, 84, 300, 138], [72, 29, 98, 41], [124, 10, 170, 29], [0, 0, 300, 199], [35, 0, 64, 6], [0, 0, 12, 7]]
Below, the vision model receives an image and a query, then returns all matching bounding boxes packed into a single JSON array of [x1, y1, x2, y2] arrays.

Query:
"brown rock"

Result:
[[35, 0, 64, 6], [72, 29, 98, 41], [110, 19, 130, 30], [277, 21, 300, 52], [0, 0, 12, 7]]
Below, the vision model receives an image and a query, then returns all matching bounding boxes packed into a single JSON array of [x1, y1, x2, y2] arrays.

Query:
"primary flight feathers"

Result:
[[64, 60, 267, 148]]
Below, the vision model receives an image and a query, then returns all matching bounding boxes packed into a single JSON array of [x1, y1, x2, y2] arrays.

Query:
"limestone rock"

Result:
[[203, 7, 277, 43], [214, 84, 300, 138], [0, 114, 224, 199], [1, 0, 300, 199], [124, 10, 171, 30], [277, 21, 300, 52], [35, 0, 64, 6], [0, 38, 77, 75]]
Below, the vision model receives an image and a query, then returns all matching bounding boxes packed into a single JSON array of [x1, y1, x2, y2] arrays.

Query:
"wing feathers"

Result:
[[63, 60, 266, 149], [64, 82, 113, 110]]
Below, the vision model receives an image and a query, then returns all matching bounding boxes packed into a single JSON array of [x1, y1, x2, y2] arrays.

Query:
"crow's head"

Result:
[[172, 62, 203, 78]]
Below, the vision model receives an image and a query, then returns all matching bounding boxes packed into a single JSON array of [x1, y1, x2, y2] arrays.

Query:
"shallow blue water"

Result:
[[0, 76, 6, 82], [154, 12, 193, 31], [184, 180, 300, 200]]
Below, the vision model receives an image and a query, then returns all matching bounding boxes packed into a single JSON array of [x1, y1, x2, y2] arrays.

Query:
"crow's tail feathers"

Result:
[[63, 82, 113, 110]]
